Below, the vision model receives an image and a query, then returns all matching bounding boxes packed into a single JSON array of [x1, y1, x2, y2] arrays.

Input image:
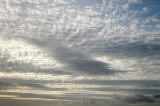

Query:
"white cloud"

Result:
[[156, 24, 160, 29], [142, 7, 148, 13], [128, 0, 140, 3]]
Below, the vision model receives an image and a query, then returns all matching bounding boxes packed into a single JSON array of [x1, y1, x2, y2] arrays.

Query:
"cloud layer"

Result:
[[0, 0, 160, 106]]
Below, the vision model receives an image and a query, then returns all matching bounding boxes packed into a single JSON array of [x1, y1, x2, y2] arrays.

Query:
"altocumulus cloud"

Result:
[[0, 0, 160, 106]]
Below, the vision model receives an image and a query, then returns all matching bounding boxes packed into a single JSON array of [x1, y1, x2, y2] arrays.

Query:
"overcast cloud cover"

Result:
[[0, 0, 160, 106]]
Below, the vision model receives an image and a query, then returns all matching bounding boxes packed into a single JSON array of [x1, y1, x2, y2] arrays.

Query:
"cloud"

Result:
[[115, 94, 155, 104], [154, 94, 160, 99], [0, 79, 67, 91], [0, 52, 69, 76], [0, 80, 15, 90], [83, 100, 95, 104], [73, 80, 160, 87], [128, 0, 140, 3], [125, 95, 155, 104], [115, 94, 160, 104], [103, 41, 160, 58], [0, 0, 160, 105], [19, 82, 67, 91], [21, 37, 124, 75], [143, 7, 148, 13]]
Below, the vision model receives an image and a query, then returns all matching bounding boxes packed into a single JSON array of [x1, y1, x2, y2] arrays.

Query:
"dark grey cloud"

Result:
[[19, 82, 67, 91], [0, 79, 66, 91], [0, 80, 15, 90], [83, 100, 95, 105], [74, 80, 160, 87], [104, 42, 160, 58], [20, 37, 124, 75], [86, 37, 160, 59], [115, 94, 160, 104], [0, 92, 101, 102], [120, 95, 155, 104], [85, 87, 160, 95], [0, 99, 57, 106], [124, 95, 155, 104], [154, 95, 160, 99], [0, 92, 72, 100]]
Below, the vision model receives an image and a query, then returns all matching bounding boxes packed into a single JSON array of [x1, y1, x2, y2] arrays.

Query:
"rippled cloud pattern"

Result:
[[0, 0, 160, 106]]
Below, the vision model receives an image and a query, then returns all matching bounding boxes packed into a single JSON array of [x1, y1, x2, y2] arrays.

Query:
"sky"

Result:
[[0, 0, 160, 106]]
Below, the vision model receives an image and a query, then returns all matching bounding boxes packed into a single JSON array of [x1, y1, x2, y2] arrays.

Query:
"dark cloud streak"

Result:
[[21, 37, 124, 75]]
